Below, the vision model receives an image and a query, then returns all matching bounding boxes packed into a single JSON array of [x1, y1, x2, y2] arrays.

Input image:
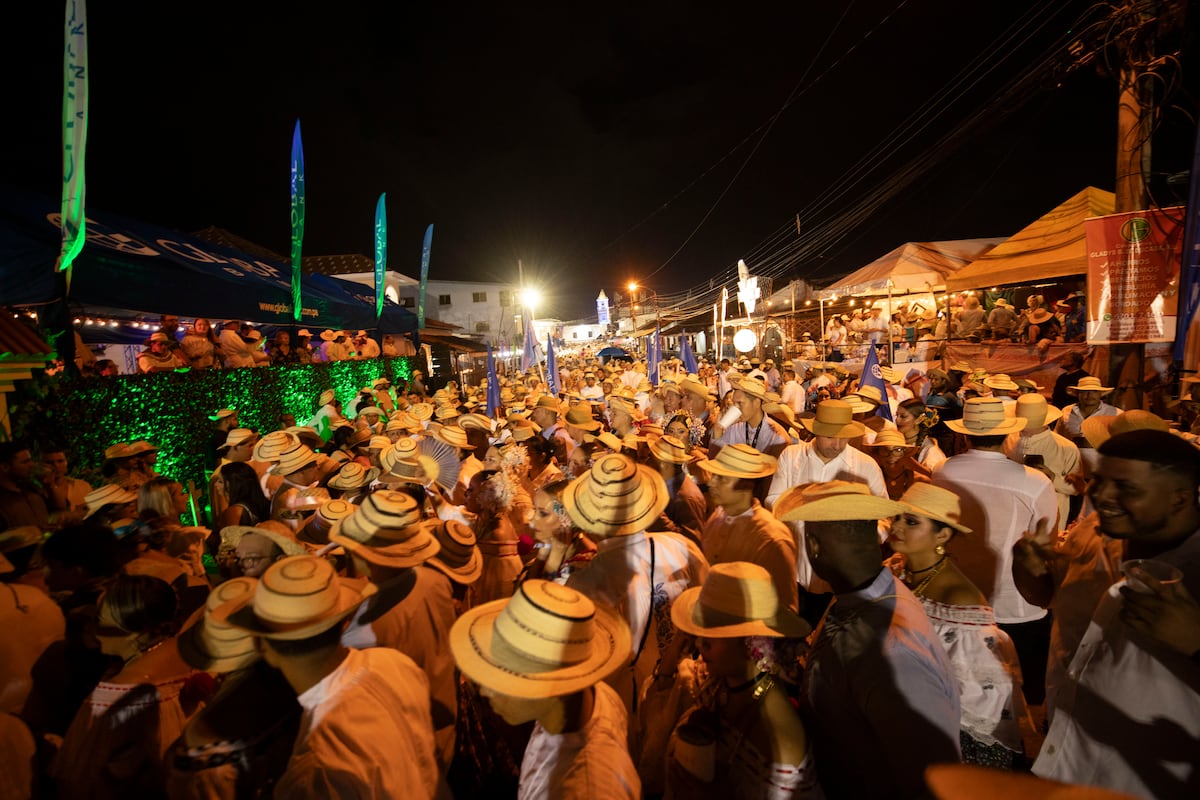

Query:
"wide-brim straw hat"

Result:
[[1014, 395, 1061, 429], [862, 429, 911, 449], [732, 376, 769, 401], [671, 562, 810, 639], [276, 443, 318, 476], [1068, 376, 1114, 395], [679, 378, 714, 400], [695, 443, 777, 479], [208, 408, 238, 422], [0, 526, 43, 554], [319, 330, 337, 342], [357, 406, 385, 419], [1028, 308, 1054, 324], [450, 579, 631, 699], [983, 373, 1020, 392], [103, 442, 135, 462], [897, 483, 971, 534], [424, 519, 483, 585], [591, 430, 625, 453], [83, 484, 138, 518], [327, 462, 381, 491], [299, 499, 359, 545], [219, 525, 308, 558], [218, 428, 258, 451], [177, 577, 260, 673], [127, 440, 159, 456], [459, 413, 494, 433], [253, 431, 299, 463], [801, 400, 867, 439], [563, 453, 669, 537], [318, 389, 336, 406], [409, 403, 434, 421], [215, 555, 376, 641], [329, 491, 438, 569], [844, 393, 879, 415], [774, 480, 903, 523], [372, 377, 390, 388], [925, 763, 1136, 800], [854, 385, 885, 407], [565, 406, 601, 431], [648, 435, 696, 465], [945, 398, 1027, 435], [879, 366, 902, 385], [1081, 409, 1169, 449], [433, 425, 470, 450], [949, 361, 972, 373]]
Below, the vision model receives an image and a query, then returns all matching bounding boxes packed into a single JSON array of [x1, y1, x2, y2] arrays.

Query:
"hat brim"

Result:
[[670, 587, 810, 639], [176, 611, 260, 673], [328, 467, 382, 491], [562, 463, 670, 537], [329, 525, 440, 569], [219, 526, 308, 558], [896, 501, 972, 535], [567, 419, 602, 432], [1018, 404, 1062, 430], [450, 598, 631, 699], [944, 417, 1027, 435], [426, 548, 484, 585], [692, 456, 774, 479], [1067, 384, 1114, 395], [215, 578, 377, 641], [774, 487, 903, 523], [799, 418, 867, 438]]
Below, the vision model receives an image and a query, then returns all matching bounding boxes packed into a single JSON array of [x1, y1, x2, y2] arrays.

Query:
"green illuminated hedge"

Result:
[[9, 357, 416, 497]]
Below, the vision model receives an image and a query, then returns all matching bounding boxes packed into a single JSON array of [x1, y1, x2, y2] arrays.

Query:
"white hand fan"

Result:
[[418, 437, 461, 493]]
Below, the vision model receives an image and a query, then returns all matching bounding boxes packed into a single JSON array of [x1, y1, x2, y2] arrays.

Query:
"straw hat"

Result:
[[253, 431, 299, 463], [925, 763, 1135, 800], [949, 361, 972, 373], [983, 374, 1019, 392], [671, 562, 810, 639], [0, 526, 43, 554], [1081, 409, 1169, 449], [215, 555, 376, 640], [679, 378, 714, 400], [450, 579, 631, 699], [357, 406, 385, 419], [563, 453, 669, 537], [1067, 376, 1114, 395], [565, 406, 601, 431], [177, 577, 260, 673], [1013, 378, 1041, 392], [510, 424, 539, 443], [695, 444, 777, 479], [329, 491, 439, 569], [317, 389, 335, 407], [276, 443, 318, 476], [1014, 395, 1061, 429], [590, 430, 625, 453], [879, 366, 902, 385], [208, 408, 238, 422], [800, 400, 867, 439], [424, 519, 483, 585], [1028, 307, 1054, 324], [218, 428, 259, 451], [843, 393, 879, 416], [103, 443, 135, 462], [774, 480, 903, 523], [127, 440, 159, 456], [219, 524, 308, 558], [732, 376, 769, 401], [409, 403, 434, 421], [372, 377, 390, 388], [534, 395, 563, 412], [853, 385, 885, 406], [432, 425, 470, 450], [319, 330, 337, 342], [944, 398, 1027, 436], [327, 462, 381, 491], [897, 483, 971, 534], [459, 413, 494, 433], [648, 435, 696, 465], [299, 499, 359, 545], [862, 429, 911, 449], [83, 484, 138, 518]]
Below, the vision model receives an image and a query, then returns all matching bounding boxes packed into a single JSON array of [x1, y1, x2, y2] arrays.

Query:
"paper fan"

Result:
[[418, 437, 460, 493]]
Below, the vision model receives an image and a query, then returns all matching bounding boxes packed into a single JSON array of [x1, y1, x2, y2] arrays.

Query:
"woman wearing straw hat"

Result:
[[166, 577, 301, 798], [215, 555, 439, 798], [664, 562, 816, 800], [521, 478, 596, 583], [450, 580, 639, 799], [464, 469, 524, 605], [885, 483, 1031, 768], [894, 397, 947, 470], [863, 429, 932, 500]]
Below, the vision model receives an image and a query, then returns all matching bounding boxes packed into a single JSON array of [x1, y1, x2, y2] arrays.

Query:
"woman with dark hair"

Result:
[[520, 478, 595, 583], [522, 435, 564, 495], [55, 574, 209, 799], [216, 462, 270, 532], [895, 397, 947, 470], [464, 469, 522, 605], [180, 318, 218, 369]]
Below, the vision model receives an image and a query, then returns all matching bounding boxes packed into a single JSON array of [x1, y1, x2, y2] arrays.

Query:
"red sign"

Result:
[[1086, 207, 1185, 344]]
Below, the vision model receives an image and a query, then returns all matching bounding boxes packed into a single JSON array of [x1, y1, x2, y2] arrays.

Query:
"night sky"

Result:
[[2, 2, 1195, 320]]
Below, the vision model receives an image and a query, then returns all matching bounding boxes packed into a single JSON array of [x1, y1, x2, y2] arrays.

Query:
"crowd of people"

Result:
[[1, 346, 1198, 799]]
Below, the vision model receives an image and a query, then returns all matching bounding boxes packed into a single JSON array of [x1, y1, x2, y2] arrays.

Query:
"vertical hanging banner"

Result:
[[57, 0, 89, 282], [290, 120, 305, 322], [485, 343, 501, 418], [418, 224, 433, 328], [374, 193, 387, 319], [648, 325, 662, 385], [680, 334, 698, 375], [520, 308, 537, 373], [546, 334, 559, 396], [1173, 124, 1200, 365], [1085, 207, 1184, 344]]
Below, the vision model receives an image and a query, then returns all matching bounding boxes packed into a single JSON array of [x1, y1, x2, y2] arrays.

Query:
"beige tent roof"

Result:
[[946, 187, 1115, 290], [818, 239, 1002, 300]]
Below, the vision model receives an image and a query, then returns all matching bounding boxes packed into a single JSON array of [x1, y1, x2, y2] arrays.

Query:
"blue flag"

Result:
[[290, 120, 305, 322], [418, 224, 433, 329], [521, 309, 537, 373], [648, 325, 661, 385], [486, 343, 501, 418], [374, 193, 387, 319], [859, 346, 894, 422], [546, 334, 559, 396], [680, 333, 698, 374], [1174, 123, 1200, 363]]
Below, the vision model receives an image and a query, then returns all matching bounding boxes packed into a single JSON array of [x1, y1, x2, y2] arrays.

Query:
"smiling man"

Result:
[[1033, 429, 1200, 798], [708, 376, 789, 458]]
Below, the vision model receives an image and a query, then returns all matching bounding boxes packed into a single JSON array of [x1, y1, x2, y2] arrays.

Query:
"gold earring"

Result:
[[935, 544, 946, 556]]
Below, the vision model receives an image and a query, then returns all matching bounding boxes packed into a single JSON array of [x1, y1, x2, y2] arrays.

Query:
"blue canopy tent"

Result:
[[0, 189, 417, 334]]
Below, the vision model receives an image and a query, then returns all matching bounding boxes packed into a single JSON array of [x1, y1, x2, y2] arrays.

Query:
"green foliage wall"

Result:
[[9, 357, 416, 495]]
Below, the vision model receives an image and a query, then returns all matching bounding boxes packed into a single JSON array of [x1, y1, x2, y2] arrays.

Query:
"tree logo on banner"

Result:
[[1120, 218, 1151, 242]]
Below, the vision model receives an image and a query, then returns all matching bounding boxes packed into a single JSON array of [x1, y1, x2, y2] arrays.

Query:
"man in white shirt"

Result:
[[766, 399, 886, 595], [933, 397, 1058, 705], [780, 365, 806, 415], [708, 377, 790, 459], [716, 358, 736, 399], [1033, 430, 1200, 798], [1055, 376, 1120, 476], [579, 372, 605, 401], [218, 320, 257, 368]]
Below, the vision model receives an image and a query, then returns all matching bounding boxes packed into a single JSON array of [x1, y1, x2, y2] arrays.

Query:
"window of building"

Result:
[[472, 291, 487, 303], [438, 294, 452, 306], [399, 296, 415, 308], [572, 332, 578, 339], [499, 291, 512, 308], [475, 322, 491, 333]]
